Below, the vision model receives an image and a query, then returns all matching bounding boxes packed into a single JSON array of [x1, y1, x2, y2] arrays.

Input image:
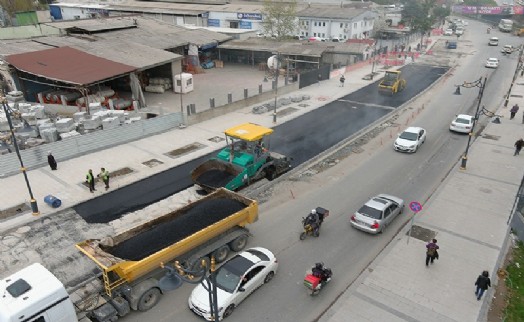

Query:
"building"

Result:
[[296, 5, 377, 41]]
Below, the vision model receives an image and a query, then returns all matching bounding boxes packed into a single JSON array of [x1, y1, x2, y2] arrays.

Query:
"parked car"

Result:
[[393, 126, 427, 153], [450, 114, 474, 133], [188, 247, 278, 321], [485, 57, 499, 68], [455, 28, 464, 35], [444, 29, 453, 36], [350, 194, 405, 234], [447, 41, 457, 49], [488, 37, 499, 46]]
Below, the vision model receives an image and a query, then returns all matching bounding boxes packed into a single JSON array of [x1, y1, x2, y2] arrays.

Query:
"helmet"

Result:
[[315, 263, 323, 270], [311, 209, 317, 215]]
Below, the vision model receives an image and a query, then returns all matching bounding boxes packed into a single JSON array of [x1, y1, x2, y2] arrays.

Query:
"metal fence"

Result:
[[299, 65, 331, 89], [0, 113, 183, 177], [509, 175, 524, 241]]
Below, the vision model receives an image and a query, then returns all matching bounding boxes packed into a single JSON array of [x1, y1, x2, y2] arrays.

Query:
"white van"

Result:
[[488, 37, 499, 46]]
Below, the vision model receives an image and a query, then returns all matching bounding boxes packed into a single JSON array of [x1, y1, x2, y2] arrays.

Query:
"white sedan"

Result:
[[444, 29, 453, 36], [188, 247, 278, 321], [485, 58, 499, 68], [450, 114, 474, 133], [394, 126, 427, 153]]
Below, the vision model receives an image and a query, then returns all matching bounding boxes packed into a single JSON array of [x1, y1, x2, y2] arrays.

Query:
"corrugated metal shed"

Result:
[[5, 46, 136, 85], [0, 40, 54, 57], [33, 36, 181, 70], [297, 7, 368, 19]]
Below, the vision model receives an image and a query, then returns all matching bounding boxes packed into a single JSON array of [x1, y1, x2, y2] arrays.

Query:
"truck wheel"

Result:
[[229, 234, 248, 252], [223, 304, 235, 318], [213, 245, 230, 263], [137, 288, 161, 312]]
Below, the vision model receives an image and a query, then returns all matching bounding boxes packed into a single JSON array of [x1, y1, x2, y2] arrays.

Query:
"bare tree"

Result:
[[262, 0, 298, 40], [0, 0, 37, 26]]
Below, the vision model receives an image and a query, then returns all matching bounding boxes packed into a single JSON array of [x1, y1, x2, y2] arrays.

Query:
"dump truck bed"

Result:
[[191, 159, 242, 190], [76, 188, 257, 284]]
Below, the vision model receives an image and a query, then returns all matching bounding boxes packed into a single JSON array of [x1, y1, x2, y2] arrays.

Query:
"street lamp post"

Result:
[[1, 99, 39, 215], [459, 77, 487, 170]]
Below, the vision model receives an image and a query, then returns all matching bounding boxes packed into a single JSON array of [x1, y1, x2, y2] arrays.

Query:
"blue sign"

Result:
[[207, 19, 220, 27], [409, 201, 422, 213], [237, 12, 262, 20], [239, 21, 252, 29]]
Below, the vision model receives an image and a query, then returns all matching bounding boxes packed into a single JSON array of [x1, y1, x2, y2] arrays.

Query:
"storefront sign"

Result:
[[239, 21, 252, 29], [237, 13, 262, 20], [207, 19, 220, 27]]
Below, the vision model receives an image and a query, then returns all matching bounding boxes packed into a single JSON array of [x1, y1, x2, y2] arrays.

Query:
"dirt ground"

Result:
[[487, 245, 513, 321]]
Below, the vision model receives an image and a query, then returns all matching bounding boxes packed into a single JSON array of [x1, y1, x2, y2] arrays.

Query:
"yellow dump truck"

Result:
[[378, 70, 406, 95], [76, 188, 258, 321]]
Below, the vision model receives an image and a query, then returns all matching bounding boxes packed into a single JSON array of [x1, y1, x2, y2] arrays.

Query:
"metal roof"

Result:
[[5, 46, 136, 86], [0, 40, 53, 57], [297, 7, 370, 19], [45, 18, 138, 32], [218, 38, 326, 57], [103, 0, 265, 14]]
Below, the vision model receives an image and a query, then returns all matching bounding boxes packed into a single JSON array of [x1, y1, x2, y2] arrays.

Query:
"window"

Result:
[[345, 23, 348, 28], [322, 22, 326, 27], [340, 23, 343, 28], [384, 208, 391, 218], [314, 21, 317, 26], [314, 33, 317, 37], [322, 33, 325, 37], [353, 22, 357, 28]]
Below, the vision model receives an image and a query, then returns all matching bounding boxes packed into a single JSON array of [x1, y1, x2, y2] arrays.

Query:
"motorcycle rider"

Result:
[[305, 209, 321, 235], [312, 262, 330, 285], [487, 27, 491, 34]]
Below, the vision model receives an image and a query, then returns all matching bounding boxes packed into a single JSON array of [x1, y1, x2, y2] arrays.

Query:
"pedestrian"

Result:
[[318, 73, 322, 85], [514, 138, 524, 156], [86, 169, 96, 193], [408, 45, 412, 52], [98, 167, 110, 190], [510, 104, 519, 119], [47, 151, 57, 171], [339, 75, 345, 87], [474, 270, 491, 301], [425, 238, 439, 266]]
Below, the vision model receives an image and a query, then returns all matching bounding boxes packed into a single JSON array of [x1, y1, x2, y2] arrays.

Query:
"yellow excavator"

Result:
[[378, 70, 407, 95]]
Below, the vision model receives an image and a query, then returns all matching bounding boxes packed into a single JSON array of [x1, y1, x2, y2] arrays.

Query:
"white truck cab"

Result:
[[0, 263, 78, 322]]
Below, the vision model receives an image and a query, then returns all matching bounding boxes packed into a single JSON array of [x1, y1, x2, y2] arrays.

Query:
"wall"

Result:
[[0, 113, 183, 177], [0, 24, 59, 40], [187, 82, 298, 124]]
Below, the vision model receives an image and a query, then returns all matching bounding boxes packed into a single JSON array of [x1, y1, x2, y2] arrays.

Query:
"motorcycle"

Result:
[[303, 263, 333, 296], [299, 207, 329, 240]]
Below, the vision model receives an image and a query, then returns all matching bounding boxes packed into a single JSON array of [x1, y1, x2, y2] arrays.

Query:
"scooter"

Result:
[[303, 264, 333, 296]]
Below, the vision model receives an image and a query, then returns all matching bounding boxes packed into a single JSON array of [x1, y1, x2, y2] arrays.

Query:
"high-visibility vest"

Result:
[[86, 172, 94, 183]]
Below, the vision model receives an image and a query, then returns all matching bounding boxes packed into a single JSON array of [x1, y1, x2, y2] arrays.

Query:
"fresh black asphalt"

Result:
[[74, 64, 448, 224]]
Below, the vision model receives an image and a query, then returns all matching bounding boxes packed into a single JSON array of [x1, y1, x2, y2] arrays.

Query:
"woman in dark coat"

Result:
[[47, 151, 57, 170]]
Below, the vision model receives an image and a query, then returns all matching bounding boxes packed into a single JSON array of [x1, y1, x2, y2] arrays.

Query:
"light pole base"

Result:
[[273, 112, 277, 123], [460, 156, 468, 170], [30, 199, 40, 216]]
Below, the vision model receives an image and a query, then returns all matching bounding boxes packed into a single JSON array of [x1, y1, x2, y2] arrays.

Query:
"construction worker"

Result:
[[98, 167, 110, 190], [86, 169, 95, 193]]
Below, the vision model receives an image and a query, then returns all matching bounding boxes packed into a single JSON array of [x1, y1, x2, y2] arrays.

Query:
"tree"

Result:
[[261, 0, 298, 40], [0, 0, 38, 26], [402, 0, 435, 34]]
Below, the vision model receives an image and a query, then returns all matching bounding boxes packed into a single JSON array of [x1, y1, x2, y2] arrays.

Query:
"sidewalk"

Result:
[[319, 58, 522, 322]]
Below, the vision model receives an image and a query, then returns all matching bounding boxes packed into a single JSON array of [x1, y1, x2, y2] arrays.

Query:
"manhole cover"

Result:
[[166, 142, 205, 158], [142, 159, 164, 168], [407, 225, 437, 242], [482, 134, 500, 141], [277, 107, 299, 117], [208, 136, 224, 143]]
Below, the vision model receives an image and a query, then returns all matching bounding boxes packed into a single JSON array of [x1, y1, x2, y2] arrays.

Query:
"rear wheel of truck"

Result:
[[229, 234, 248, 252], [213, 245, 230, 263], [137, 288, 161, 311]]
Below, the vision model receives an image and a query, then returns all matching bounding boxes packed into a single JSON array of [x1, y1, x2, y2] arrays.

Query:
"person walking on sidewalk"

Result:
[[339, 75, 345, 87], [318, 73, 322, 85], [475, 270, 491, 301], [98, 167, 110, 190], [47, 151, 57, 171], [510, 104, 519, 119], [86, 169, 96, 193], [425, 239, 439, 266], [514, 138, 524, 156]]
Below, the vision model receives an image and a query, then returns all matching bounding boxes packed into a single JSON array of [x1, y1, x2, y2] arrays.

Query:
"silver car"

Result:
[[350, 194, 405, 234]]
